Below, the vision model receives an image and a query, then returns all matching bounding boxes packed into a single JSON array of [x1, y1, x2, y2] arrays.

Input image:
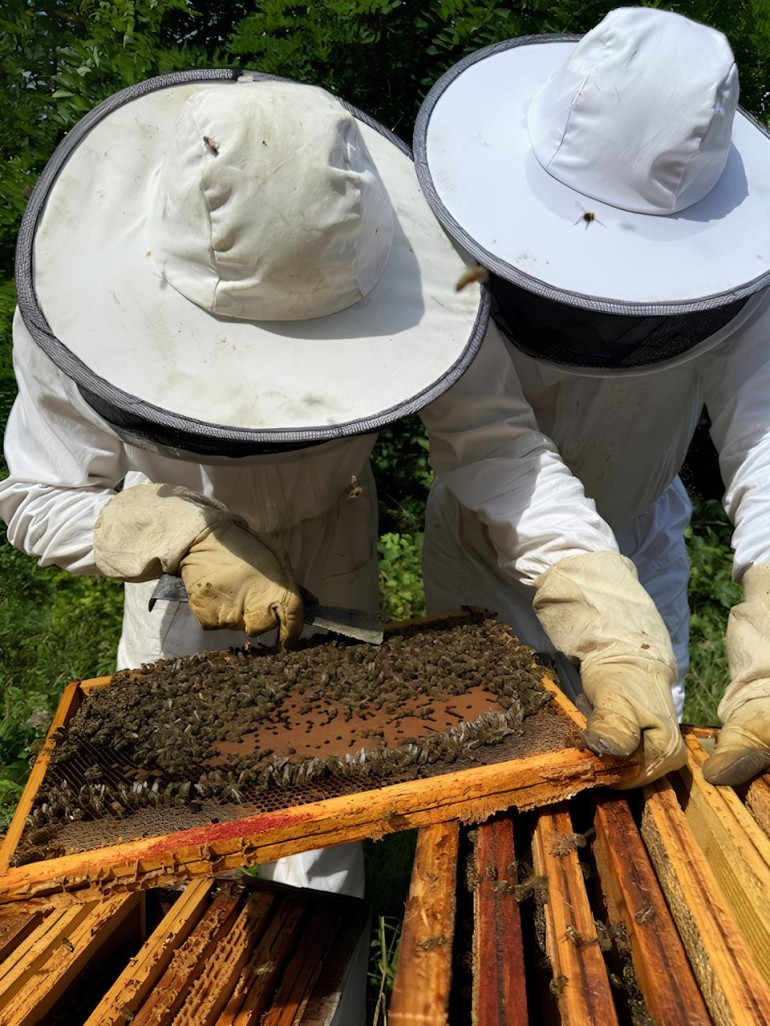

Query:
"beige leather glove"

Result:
[[180, 521, 302, 645], [94, 483, 303, 645], [533, 551, 685, 788], [702, 563, 770, 786]]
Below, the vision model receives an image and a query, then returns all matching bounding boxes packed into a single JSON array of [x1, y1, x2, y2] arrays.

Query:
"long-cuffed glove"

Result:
[[94, 483, 303, 646], [533, 551, 685, 788], [702, 563, 770, 786]]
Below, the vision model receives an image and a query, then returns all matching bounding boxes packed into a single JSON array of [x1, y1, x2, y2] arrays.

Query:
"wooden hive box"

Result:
[[389, 727, 770, 1026], [0, 613, 637, 902], [0, 874, 367, 1025]]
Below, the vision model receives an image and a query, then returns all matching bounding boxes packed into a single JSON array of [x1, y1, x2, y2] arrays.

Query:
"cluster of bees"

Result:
[[23, 614, 552, 850]]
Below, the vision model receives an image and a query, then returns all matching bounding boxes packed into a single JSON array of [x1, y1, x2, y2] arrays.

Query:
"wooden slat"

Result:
[[389, 821, 460, 1026], [592, 794, 710, 1025], [0, 903, 89, 996], [677, 733, 770, 990], [84, 878, 215, 1026], [78, 675, 115, 694], [132, 883, 243, 1026], [472, 814, 527, 1026], [0, 909, 48, 963], [739, 775, 770, 838], [532, 804, 617, 1026], [0, 680, 82, 872], [218, 898, 307, 1025], [641, 777, 770, 1026], [261, 905, 338, 1026], [0, 892, 140, 1026], [174, 890, 275, 1026]]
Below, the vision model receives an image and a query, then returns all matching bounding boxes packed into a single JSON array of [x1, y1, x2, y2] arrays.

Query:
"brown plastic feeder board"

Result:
[[389, 729, 770, 1026], [0, 613, 638, 903], [0, 874, 366, 1025]]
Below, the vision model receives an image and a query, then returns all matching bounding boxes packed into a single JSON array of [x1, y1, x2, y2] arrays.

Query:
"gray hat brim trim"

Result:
[[414, 35, 770, 317], [17, 69, 489, 455]]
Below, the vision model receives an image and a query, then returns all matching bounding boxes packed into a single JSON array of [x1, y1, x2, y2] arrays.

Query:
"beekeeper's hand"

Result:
[[703, 563, 770, 786], [94, 482, 303, 646], [533, 551, 685, 788], [180, 522, 302, 645]]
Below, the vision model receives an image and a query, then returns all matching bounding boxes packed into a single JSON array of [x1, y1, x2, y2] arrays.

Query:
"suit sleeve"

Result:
[[700, 292, 770, 582], [419, 321, 619, 586], [0, 311, 128, 573]]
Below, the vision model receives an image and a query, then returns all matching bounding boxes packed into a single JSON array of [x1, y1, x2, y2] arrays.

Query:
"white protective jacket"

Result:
[[423, 290, 770, 714], [1, 312, 616, 632]]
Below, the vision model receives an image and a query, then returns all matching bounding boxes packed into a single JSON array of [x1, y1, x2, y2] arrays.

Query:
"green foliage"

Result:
[[0, 540, 123, 823], [378, 532, 426, 622], [0, 0, 215, 270], [368, 915, 402, 1025], [227, 0, 769, 136], [371, 416, 433, 535], [683, 499, 741, 725]]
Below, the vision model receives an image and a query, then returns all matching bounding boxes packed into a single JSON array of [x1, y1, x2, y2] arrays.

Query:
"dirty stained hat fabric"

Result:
[[17, 70, 488, 456], [413, 7, 770, 323]]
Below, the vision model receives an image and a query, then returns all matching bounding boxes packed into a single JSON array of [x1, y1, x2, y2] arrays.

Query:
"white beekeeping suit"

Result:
[[414, 6, 770, 786]]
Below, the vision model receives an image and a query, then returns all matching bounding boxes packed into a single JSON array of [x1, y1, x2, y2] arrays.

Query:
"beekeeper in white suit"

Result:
[[414, 6, 770, 787], [3, 66, 687, 1018]]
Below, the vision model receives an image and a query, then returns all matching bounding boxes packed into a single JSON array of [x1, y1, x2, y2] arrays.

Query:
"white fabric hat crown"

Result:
[[151, 80, 395, 321], [527, 7, 738, 215]]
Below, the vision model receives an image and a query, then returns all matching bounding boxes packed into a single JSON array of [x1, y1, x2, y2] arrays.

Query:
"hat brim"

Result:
[[18, 71, 487, 453], [414, 36, 770, 314]]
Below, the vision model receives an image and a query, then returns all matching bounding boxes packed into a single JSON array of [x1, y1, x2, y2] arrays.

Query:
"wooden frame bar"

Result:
[[0, 680, 82, 874], [531, 805, 617, 1026], [677, 732, 770, 990], [84, 878, 215, 1026], [592, 794, 710, 1025], [0, 876, 366, 1025], [472, 814, 528, 1026], [0, 891, 141, 1026], [389, 821, 460, 1025], [641, 777, 770, 1025]]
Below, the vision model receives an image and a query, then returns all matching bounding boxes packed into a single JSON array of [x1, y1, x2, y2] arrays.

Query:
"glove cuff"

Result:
[[721, 563, 770, 720], [533, 551, 677, 675], [94, 483, 235, 581]]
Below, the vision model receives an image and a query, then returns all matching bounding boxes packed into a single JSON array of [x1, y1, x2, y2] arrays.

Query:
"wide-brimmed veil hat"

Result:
[[17, 70, 488, 456], [414, 7, 770, 328]]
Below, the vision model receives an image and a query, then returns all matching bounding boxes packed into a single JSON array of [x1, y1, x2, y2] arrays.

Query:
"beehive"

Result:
[[389, 729, 770, 1026]]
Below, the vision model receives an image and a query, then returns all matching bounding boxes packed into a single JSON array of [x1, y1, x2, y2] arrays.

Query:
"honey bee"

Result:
[[564, 923, 596, 947], [203, 136, 220, 156], [61, 936, 75, 953], [346, 474, 364, 500], [455, 265, 489, 292], [574, 202, 604, 229]]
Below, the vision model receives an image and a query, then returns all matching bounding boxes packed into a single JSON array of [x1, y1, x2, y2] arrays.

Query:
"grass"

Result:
[[683, 499, 741, 725]]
